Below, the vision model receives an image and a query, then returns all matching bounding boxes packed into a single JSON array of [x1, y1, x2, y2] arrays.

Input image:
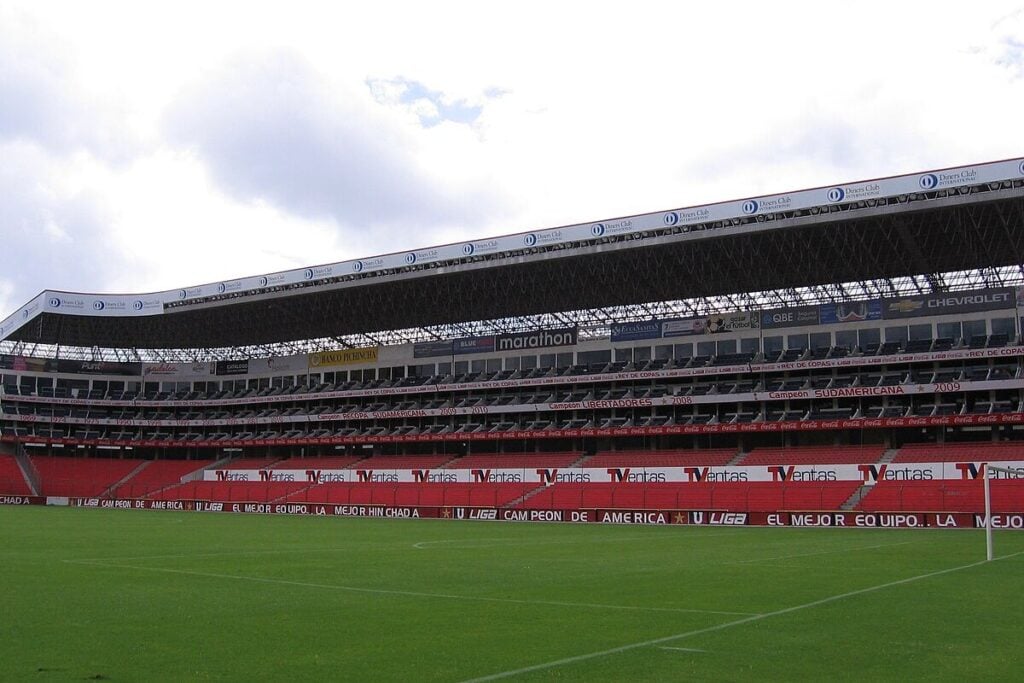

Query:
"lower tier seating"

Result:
[[32, 456, 144, 498], [856, 479, 1024, 513], [0, 454, 32, 495], [111, 460, 213, 499], [150, 480, 308, 502], [282, 482, 539, 507], [515, 481, 861, 512]]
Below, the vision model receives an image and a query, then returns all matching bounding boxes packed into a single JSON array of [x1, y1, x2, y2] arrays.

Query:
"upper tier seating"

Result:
[[270, 456, 365, 469], [346, 454, 456, 470], [224, 456, 286, 469], [737, 445, 887, 466], [583, 449, 738, 467], [893, 442, 1024, 463], [446, 452, 581, 469]]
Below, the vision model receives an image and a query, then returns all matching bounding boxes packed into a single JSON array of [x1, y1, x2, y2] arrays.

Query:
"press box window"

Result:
[[858, 328, 880, 348], [962, 319, 986, 339], [809, 332, 831, 349], [884, 326, 908, 343], [991, 317, 1015, 337], [786, 334, 809, 351], [937, 322, 961, 340], [908, 324, 932, 341], [762, 336, 783, 354], [673, 343, 693, 358], [834, 330, 857, 350]]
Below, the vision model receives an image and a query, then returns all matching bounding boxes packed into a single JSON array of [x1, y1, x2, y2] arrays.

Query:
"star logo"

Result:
[[673, 512, 687, 525], [441, 507, 452, 519]]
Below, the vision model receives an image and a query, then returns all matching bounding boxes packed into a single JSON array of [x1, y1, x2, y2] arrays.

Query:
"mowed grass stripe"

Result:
[[3, 506, 1023, 682], [63, 559, 760, 616], [458, 550, 1024, 682]]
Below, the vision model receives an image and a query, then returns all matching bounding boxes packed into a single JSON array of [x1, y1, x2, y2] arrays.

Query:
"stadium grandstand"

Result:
[[2, 158, 1024, 527]]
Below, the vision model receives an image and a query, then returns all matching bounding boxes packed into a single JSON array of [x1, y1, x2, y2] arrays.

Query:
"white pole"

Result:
[[984, 463, 993, 562]]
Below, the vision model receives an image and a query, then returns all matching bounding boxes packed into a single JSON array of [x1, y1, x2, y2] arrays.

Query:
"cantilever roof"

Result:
[[3, 159, 1024, 352]]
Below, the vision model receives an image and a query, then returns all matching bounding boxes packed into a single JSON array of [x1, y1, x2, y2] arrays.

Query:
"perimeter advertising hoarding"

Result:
[[248, 354, 309, 374], [760, 305, 820, 329], [881, 287, 1015, 320], [44, 499, 1023, 529], [453, 336, 496, 355], [143, 362, 215, 379], [0, 355, 57, 372], [703, 311, 759, 334], [413, 341, 455, 359], [215, 360, 250, 376], [661, 318, 706, 338], [610, 321, 662, 343], [58, 360, 142, 376], [308, 348, 379, 368], [818, 300, 883, 325]]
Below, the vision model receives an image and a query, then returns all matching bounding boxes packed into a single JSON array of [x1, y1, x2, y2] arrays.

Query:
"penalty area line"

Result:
[[458, 550, 1024, 683]]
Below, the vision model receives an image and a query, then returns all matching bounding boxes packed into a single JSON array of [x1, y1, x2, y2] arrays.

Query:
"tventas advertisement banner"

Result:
[[205, 461, 1024, 484]]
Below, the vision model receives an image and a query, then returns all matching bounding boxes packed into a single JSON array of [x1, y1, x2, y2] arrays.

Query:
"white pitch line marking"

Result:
[[457, 550, 1024, 682], [412, 530, 743, 550], [62, 560, 759, 617], [659, 646, 708, 653]]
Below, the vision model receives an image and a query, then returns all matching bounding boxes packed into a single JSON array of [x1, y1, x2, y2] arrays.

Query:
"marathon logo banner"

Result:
[[495, 327, 577, 352], [882, 287, 1015, 319]]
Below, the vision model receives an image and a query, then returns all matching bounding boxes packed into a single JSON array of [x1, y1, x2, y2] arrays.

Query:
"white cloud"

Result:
[[1, 0, 1023, 321]]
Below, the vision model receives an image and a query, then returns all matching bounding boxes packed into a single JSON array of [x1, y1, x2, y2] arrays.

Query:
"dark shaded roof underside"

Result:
[[11, 192, 1024, 349]]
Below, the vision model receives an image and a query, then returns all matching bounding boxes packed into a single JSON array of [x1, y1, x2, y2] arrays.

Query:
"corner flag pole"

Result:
[[984, 464, 993, 562], [983, 463, 1016, 562]]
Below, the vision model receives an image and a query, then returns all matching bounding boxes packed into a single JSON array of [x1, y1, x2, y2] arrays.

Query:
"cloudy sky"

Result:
[[2, 1, 1023, 318]]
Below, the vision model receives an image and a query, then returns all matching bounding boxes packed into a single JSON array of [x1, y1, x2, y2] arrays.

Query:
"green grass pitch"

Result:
[[2, 507, 1023, 682]]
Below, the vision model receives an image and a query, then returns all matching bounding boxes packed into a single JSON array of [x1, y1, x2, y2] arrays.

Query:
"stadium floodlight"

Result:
[[983, 463, 1018, 561]]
